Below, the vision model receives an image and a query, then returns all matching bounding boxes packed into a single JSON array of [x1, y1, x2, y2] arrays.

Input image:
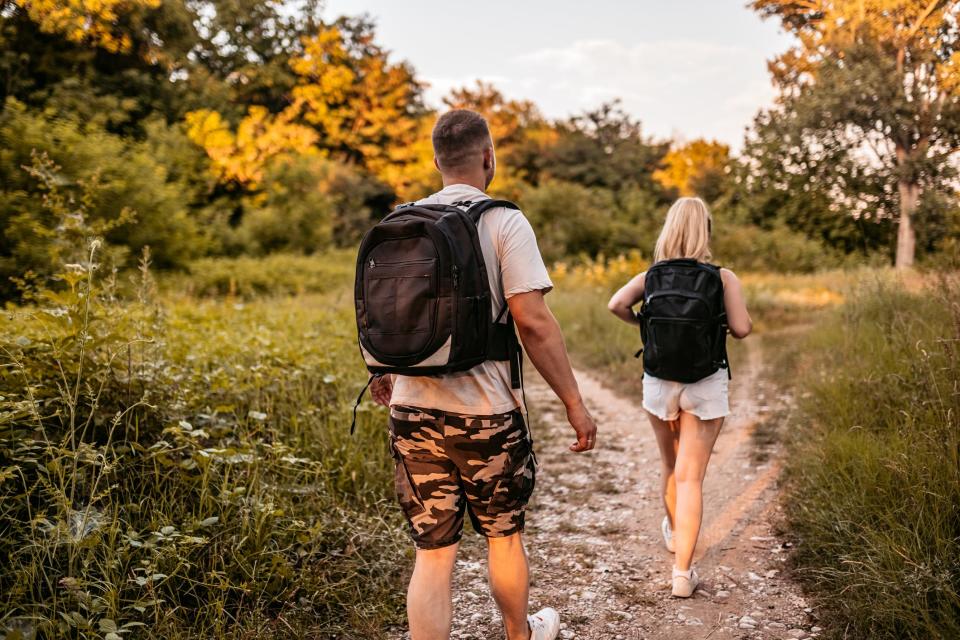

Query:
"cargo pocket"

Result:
[[488, 435, 537, 513], [389, 438, 426, 517]]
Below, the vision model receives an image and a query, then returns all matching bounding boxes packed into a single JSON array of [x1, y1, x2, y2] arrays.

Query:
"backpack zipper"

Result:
[[452, 265, 459, 289]]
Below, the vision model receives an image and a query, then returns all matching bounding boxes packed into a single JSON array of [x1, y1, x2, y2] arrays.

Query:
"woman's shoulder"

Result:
[[718, 267, 740, 285]]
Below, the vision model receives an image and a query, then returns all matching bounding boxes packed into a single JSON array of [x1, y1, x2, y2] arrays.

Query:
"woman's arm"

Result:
[[607, 272, 646, 325], [720, 268, 752, 339]]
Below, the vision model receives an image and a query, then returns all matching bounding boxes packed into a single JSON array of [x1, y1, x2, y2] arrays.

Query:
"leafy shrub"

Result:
[[0, 99, 210, 287], [224, 156, 394, 256], [712, 221, 851, 273], [782, 278, 960, 639], [0, 242, 404, 635]]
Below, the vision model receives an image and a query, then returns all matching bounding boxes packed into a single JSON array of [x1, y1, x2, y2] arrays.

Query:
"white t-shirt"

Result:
[[389, 183, 553, 415]]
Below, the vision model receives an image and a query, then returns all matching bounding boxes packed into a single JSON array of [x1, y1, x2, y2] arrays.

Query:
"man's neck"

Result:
[[441, 173, 487, 192]]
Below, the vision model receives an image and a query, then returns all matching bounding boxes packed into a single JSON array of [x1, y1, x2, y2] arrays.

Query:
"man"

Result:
[[370, 109, 597, 640]]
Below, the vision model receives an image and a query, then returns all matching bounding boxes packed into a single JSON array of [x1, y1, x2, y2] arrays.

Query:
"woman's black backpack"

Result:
[[638, 259, 731, 383], [354, 198, 521, 381]]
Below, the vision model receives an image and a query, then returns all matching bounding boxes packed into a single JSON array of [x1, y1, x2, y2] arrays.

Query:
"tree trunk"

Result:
[[896, 179, 919, 269]]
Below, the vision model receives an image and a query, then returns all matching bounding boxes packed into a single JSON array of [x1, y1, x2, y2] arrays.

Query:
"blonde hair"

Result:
[[653, 197, 713, 263]]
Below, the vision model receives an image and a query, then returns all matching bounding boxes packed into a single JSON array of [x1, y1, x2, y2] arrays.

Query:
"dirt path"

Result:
[[392, 339, 820, 640]]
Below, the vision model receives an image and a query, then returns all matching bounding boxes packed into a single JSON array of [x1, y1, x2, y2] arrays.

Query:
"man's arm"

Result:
[[507, 290, 597, 452]]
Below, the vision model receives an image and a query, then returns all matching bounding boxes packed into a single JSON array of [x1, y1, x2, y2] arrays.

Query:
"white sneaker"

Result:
[[527, 607, 560, 640], [672, 566, 699, 598], [661, 516, 675, 553]]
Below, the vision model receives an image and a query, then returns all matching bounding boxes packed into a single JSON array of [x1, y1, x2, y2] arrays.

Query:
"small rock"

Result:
[[714, 590, 731, 601], [811, 626, 823, 633], [739, 615, 758, 627], [748, 571, 763, 581], [765, 569, 779, 578], [766, 621, 787, 629], [560, 631, 574, 640], [786, 629, 807, 639]]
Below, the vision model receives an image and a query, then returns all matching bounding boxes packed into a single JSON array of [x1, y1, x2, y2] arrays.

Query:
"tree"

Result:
[[654, 139, 730, 200], [289, 18, 433, 200], [8, 0, 161, 53], [733, 107, 895, 255], [752, 0, 960, 267], [544, 101, 671, 198], [443, 81, 556, 196]]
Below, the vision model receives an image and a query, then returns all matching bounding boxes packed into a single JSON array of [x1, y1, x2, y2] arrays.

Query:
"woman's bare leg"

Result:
[[673, 411, 724, 571], [647, 412, 681, 527]]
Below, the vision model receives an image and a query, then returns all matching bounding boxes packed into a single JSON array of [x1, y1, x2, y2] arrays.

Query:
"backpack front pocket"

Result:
[[646, 317, 714, 379], [365, 258, 438, 354]]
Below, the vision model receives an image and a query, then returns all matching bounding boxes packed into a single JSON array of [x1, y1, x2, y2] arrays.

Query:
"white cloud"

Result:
[[415, 38, 778, 148], [509, 38, 776, 147]]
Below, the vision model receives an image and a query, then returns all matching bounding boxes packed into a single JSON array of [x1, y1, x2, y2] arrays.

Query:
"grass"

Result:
[[779, 275, 960, 639], [2, 232, 953, 640], [165, 252, 358, 299], [0, 246, 407, 638], [547, 251, 867, 394]]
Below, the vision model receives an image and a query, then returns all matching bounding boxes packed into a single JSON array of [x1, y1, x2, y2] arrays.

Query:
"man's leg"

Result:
[[389, 405, 465, 639], [488, 533, 530, 640], [408, 543, 459, 640]]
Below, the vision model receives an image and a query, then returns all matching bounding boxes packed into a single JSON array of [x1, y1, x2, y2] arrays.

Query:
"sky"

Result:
[[323, 0, 795, 149]]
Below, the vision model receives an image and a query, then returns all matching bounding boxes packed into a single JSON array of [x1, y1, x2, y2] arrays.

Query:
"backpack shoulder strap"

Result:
[[464, 199, 520, 224]]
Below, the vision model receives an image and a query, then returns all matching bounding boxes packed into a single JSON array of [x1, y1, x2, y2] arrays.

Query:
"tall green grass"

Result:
[[0, 245, 405, 638], [547, 257, 856, 394], [782, 277, 960, 639]]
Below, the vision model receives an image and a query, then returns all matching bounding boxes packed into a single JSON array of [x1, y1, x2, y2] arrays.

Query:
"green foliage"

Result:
[[236, 156, 393, 254], [0, 244, 405, 638], [0, 100, 209, 291], [543, 101, 670, 195], [522, 181, 625, 262], [712, 221, 854, 273], [169, 252, 357, 299], [732, 107, 894, 257], [782, 279, 960, 639]]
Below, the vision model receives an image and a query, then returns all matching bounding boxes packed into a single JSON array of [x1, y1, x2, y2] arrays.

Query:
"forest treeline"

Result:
[[2, 0, 959, 299]]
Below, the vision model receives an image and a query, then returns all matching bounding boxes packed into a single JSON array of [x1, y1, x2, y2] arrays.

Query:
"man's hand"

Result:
[[509, 290, 599, 453], [370, 375, 393, 407], [566, 401, 597, 452]]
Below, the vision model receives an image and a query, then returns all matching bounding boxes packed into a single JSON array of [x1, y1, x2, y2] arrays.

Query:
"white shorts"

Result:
[[641, 368, 730, 422]]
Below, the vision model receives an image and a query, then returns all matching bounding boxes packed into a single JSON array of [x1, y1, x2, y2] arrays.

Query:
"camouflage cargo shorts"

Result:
[[388, 404, 537, 549]]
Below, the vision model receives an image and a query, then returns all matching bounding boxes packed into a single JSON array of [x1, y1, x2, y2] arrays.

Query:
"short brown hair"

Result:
[[432, 109, 491, 171]]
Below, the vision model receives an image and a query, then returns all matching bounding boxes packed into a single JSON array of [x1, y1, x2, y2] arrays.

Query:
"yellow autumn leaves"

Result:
[[185, 26, 434, 200], [13, 0, 160, 53]]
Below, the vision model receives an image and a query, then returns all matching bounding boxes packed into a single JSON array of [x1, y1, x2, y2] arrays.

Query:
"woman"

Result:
[[607, 197, 752, 597]]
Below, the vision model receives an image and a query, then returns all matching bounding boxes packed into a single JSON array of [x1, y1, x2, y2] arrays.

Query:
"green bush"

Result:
[[0, 99, 210, 287], [712, 221, 851, 273], [782, 278, 960, 639], [224, 156, 393, 256], [0, 243, 405, 638]]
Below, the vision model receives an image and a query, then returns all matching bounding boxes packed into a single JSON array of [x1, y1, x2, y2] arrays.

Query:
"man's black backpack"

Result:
[[637, 259, 731, 383], [353, 198, 522, 392]]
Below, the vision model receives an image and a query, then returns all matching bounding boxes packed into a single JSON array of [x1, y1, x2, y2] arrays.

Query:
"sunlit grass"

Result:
[[779, 275, 960, 639], [0, 249, 406, 639]]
